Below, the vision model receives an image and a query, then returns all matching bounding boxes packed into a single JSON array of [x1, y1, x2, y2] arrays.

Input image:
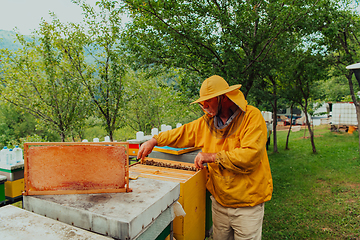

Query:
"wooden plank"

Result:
[[130, 165, 194, 183], [24, 188, 129, 196], [142, 157, 197, 168], [132, 164, 195, 176], [181, 170, 207, 240]]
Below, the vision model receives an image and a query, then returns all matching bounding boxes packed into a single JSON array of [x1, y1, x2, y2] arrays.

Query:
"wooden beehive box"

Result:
[[130, 158, 207, 240], [23, 142, 131, 196]]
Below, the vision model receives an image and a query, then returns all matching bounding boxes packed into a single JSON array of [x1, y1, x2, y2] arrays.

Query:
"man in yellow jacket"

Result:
[[138, 75, 273, 240]]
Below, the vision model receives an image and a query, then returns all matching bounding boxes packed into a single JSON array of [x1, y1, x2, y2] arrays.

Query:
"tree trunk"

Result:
[[60, 132, 65, 142], [355, 104, 360, 154], [78, 133, 83, 141], [271, 79, 278, 153], [272, 99, 278, 153], [285, 104, 294, 150], [109, 130, 113, 142], [346, 72, 360, 156], [303, 106, 316, 153]]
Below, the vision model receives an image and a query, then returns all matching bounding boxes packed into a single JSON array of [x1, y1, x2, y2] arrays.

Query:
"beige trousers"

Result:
[[211, 196, 264, 240]]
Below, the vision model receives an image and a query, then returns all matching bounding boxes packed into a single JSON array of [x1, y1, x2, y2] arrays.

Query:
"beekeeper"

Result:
[[138, 75, 273, 240]]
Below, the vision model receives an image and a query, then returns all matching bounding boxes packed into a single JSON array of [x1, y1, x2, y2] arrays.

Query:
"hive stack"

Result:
[[131, 158, 208, 240], [0, 163, 24, 202]]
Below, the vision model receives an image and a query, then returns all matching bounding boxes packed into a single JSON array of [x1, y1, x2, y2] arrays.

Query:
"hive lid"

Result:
[[0, 175, 7, 183], [0, 205, 112, 240], [23, 177, 180, 239], [0, 162, 24, 171], [23, 142, 131, 196]]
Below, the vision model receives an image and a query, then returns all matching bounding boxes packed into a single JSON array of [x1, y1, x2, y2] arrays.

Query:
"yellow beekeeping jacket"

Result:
[[154, 89, 273, 208]]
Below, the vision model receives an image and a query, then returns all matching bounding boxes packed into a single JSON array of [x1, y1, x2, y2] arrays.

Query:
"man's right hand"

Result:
[[194, 152, 216, 169], [137, 138, 158, 161]]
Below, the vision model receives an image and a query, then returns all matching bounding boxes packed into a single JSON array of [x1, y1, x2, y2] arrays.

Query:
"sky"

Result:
[[0, 0, 104, 35]]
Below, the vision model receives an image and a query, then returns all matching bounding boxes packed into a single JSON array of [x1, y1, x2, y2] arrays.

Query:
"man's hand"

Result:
[[137, 138, 158, 161], [194, 152, 217, 169]]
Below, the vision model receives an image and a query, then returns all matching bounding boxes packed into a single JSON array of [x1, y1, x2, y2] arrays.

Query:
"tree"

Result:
[[0, 32, 90, 142], [123, 68, 200, 134], [284, 50, 329, 153], [122, 0, 328, 98], [250, 65, 282, 153], [317, 71, 353, 102], [63, 0, 128, 141], [0, 101, 60, 147], [249, 23, 307, 153], [319, 3, 360, 154]]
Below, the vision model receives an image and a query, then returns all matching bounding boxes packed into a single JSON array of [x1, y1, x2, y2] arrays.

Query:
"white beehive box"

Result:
[[23, 177, 180, 240], [261, 111, 273, 122], [331, 102, 357, 125]]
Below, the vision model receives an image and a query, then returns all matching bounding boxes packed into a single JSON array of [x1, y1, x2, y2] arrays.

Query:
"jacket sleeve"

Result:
[[153, 118, 202, 148], [215, 107, 267, 174]]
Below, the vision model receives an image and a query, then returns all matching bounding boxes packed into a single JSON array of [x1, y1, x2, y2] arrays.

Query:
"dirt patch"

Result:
[[276, 125, 307, 131], [345, 182, 360, 189], [299, 134, 324, 139]]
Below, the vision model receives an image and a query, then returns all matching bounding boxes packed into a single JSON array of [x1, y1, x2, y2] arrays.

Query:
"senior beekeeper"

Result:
[[137, 75, 273, 240]]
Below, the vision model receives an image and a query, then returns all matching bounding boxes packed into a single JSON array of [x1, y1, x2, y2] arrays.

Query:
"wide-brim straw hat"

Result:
[[191, 75, 242, 104]]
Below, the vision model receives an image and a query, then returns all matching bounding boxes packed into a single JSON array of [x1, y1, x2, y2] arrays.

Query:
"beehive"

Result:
[[23, 177, 180, 240], [0, 163, 24, 181], [23, 142, 131, 195], [130, 158, 207, 240], [332, 102, 358, 125], [0, 175, 7, 205], [129, 143, 140, 157], [0, 164, 24, 200]]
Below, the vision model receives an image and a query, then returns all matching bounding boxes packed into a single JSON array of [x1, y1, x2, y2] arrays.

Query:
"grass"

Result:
[[11, 201, 22, 208], [263, 125, 360, 239]]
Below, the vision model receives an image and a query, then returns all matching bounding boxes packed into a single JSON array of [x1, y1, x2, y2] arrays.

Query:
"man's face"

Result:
[[201, 97, 219, 117]]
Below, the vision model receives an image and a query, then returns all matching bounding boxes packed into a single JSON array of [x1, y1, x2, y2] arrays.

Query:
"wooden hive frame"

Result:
[[152, 146, 201, 155], [23, 142, 131, 196]]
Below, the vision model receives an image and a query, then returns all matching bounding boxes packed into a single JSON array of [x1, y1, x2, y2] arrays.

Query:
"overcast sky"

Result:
[[0, 0, 104, 35]]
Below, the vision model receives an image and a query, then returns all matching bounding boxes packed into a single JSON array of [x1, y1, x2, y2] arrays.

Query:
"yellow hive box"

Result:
[[130, 158, 207, 240], [5, 178, 24, 198]]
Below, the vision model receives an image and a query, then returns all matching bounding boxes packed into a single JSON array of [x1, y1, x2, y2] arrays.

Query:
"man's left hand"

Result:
[[194, 152, 217, 169]]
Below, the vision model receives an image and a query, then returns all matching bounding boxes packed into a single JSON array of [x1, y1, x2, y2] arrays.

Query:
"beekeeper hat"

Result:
[[191, 75, 242, 104]]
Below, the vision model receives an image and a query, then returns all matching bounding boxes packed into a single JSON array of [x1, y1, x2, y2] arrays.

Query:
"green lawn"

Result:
[[263, 125, 360, 239]]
